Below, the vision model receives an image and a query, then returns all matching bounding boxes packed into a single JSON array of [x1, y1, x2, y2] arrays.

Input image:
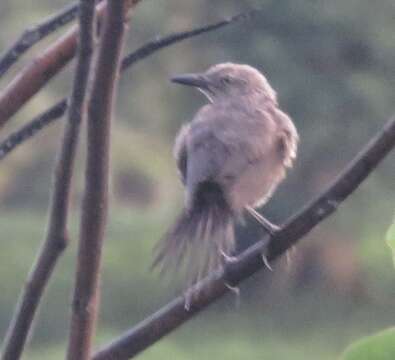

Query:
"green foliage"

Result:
[[340, 328, 395, 360], [338, 220, 395, 359]]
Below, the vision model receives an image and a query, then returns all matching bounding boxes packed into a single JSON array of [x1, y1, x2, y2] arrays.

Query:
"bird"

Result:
[[152, 63, 298, 287]]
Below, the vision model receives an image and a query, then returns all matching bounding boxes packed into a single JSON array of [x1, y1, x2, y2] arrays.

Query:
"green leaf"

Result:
[[386, 220, 395, 268], [340, 328, 395, 360]]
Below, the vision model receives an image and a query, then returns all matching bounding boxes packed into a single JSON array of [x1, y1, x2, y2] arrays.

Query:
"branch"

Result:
[[0, 8, 255, 356], [0, 8, 260, 160], [0, 1, 107, 129], [1, 0, 96, 359], [120, 8, 260, 69], [66, 1, 137, 359], [0, 2, 80, 78], [0, 100, 67, 160], [93, 116, 395, 360]]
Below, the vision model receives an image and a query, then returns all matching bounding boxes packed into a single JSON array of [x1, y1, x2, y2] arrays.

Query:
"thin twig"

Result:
[[120, 8, 260, 69], [0, 1, 107, 129], [0, 2, 79, 78], [0, 99, 67, 160], [66, 1, 137, 359], [0, 9, 259, 160], [0, 1, 97, 359], [93, 116, 395, 360]]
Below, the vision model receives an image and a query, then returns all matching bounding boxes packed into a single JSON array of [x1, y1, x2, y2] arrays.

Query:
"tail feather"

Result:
[[152, 182, 234, 285]]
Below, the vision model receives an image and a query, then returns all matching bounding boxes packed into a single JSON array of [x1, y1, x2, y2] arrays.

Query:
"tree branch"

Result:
[[0, 1, 97, 359], [93, 115, 395, 360], [0, 8, 260, 160], [0, 8, 255, 357], [120, 8, 260, 69], [0, 100, 67, 160], [0, 2, 81, 78], [66, 1, 137, 359], [0, 1, 107, 129]]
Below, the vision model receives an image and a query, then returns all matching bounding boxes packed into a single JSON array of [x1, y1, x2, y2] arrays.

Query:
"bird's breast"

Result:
[[224, 146, 287, 212]]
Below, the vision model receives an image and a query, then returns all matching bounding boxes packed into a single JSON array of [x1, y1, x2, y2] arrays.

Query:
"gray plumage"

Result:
[[153, 63, 298, 285]]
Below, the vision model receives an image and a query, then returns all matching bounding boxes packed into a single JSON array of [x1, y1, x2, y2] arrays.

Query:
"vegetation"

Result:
[[0, 0, 394, 358]]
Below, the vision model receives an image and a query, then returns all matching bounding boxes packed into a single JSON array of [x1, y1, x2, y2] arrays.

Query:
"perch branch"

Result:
[[0, 1, 80, 78], [66, 1, 137, 359], [93, 115, 395, 360], [0, 1, 107, 129], [0, 8, 260, 160], [1, 1, 96, 359]]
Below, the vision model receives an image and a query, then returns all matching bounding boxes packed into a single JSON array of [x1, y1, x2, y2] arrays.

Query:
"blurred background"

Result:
[[0, 0, 394, 359]]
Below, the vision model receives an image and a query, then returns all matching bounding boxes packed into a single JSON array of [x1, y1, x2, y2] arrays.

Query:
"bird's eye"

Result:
[[222, 76, 233, 85]]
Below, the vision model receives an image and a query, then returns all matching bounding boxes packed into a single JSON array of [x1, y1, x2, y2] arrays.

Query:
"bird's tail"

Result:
[[152, 182, 235, 285]]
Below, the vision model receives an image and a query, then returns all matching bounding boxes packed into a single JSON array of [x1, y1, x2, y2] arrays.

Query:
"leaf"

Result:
[[340, 328, 395, 360], [386, 220, 395, 268]]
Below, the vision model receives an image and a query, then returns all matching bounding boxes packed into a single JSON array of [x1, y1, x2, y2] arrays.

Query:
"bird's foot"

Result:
[[184, 287, 198, 311], [285, 245, 297, 269], [184, 290, 192, 311], [261, 252, 273, 271], [246, 206, 281, 236], [225, 283, 241, 308], [220, 249, 238, 264], [219, 250, 241, 306]]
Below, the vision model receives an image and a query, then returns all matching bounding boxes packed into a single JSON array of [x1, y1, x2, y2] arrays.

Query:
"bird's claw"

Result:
[[220, 249, 238, 264], [184, 290, 192, 311], [285, 245, 297, 268], [246, 206, 281, 236], [225, 283, 241, 308], [261, 252, 273, 271]]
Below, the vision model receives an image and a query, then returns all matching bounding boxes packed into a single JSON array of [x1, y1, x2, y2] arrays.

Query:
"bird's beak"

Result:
[[170, 73, 210, 90]]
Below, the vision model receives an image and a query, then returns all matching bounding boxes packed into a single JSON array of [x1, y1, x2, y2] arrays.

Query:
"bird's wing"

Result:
[[186, 122, 229, 194], [173, 116, 231, 187], [275, 109, 299, 168], [185, 105, 270, 193], [173, 123, 189, 184]]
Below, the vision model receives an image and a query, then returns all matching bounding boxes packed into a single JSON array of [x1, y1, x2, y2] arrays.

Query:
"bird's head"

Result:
[[171, 63, 277, 104]]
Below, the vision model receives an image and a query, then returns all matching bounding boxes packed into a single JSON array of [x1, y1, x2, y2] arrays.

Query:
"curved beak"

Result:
[[170, 73, 210, 90]]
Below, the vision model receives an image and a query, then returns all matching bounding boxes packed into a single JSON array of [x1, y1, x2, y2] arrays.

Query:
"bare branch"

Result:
[[0, 1, 97, 359], [0, 1, 107, 129], [93, 116, 395, 360], [120, 8, 260, 69], [0, 10, 254, 355], [0, 99, 67, 160], [66, 1, 137, 359], [0, 2, 80, 78], [0, 9, 259, 160]]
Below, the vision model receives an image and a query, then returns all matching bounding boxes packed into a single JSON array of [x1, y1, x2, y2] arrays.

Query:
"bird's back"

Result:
[[181, 98, 297, 213]]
